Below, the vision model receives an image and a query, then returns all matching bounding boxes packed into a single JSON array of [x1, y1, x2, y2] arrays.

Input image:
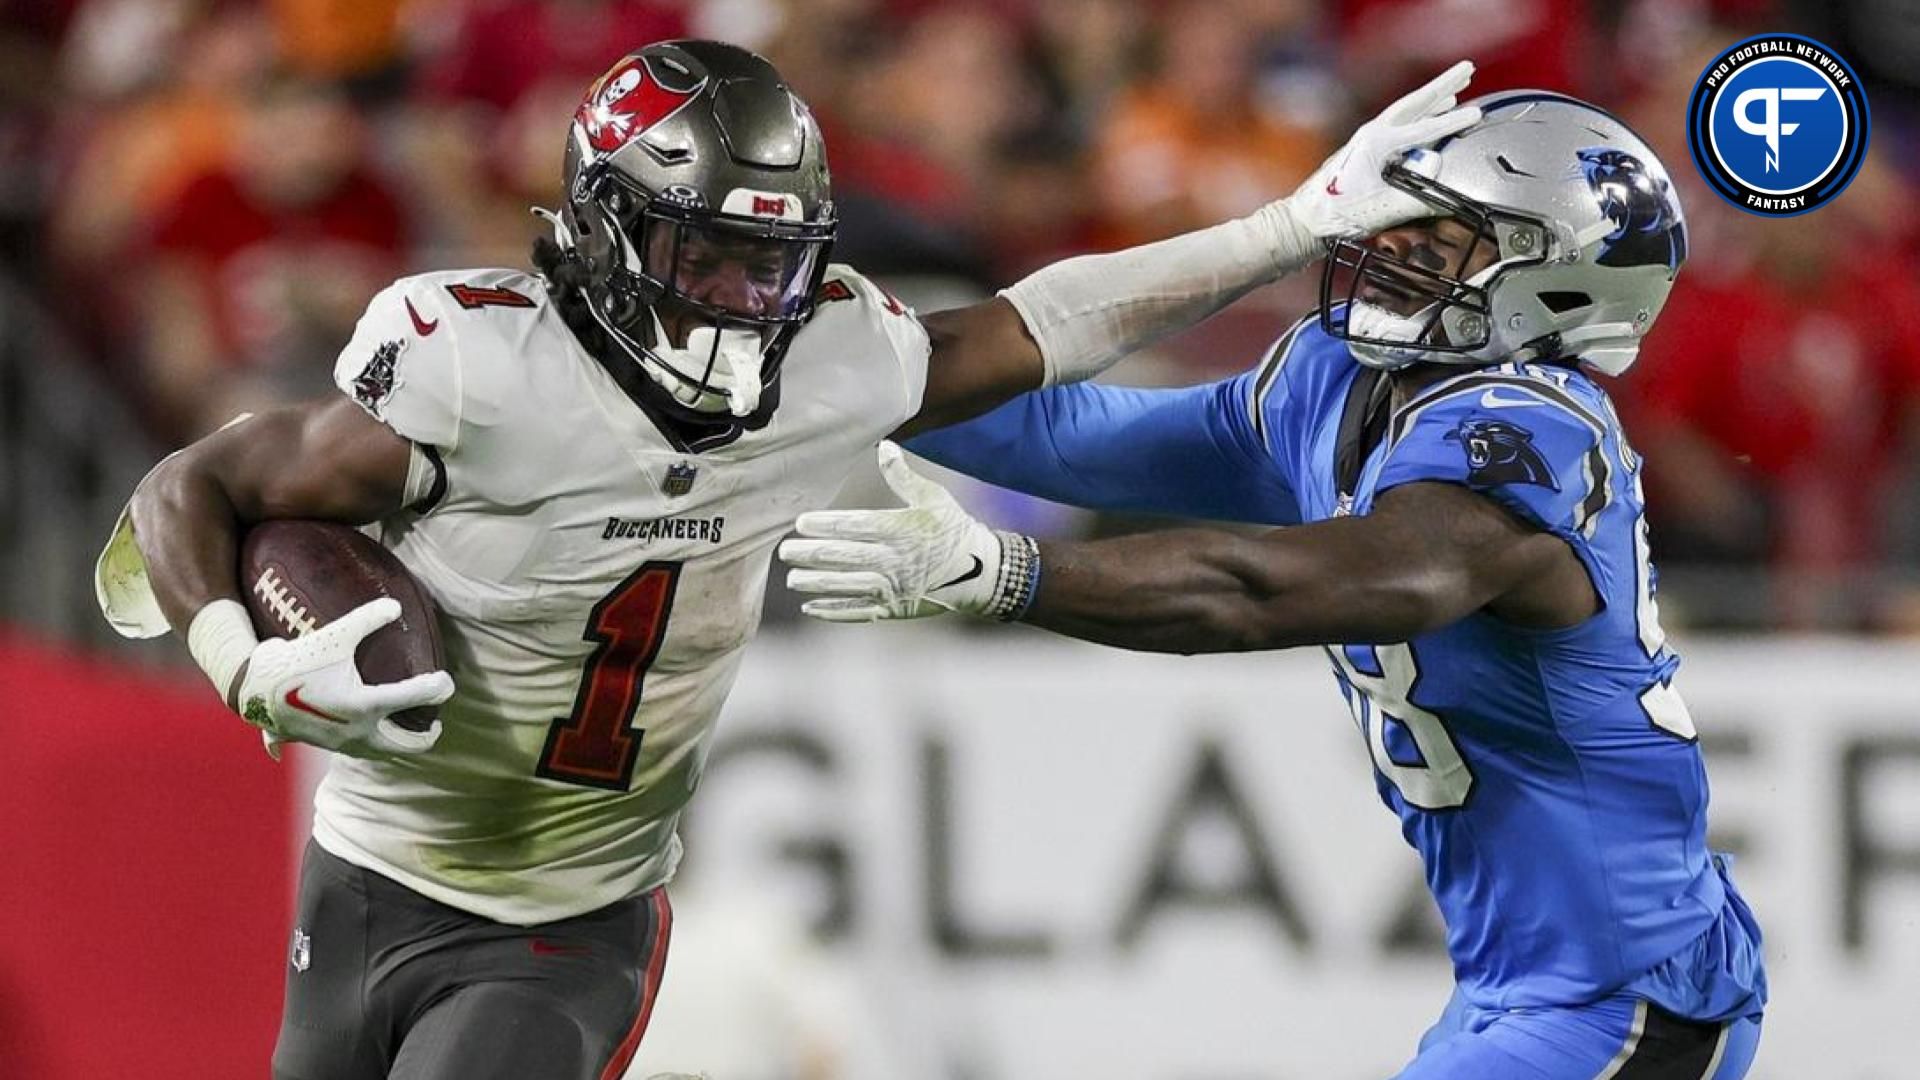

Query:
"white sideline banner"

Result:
[[626, 630, 1920, 1080]]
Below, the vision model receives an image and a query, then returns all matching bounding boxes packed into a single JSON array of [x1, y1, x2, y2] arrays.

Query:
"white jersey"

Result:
[[312, 266, 928, 924]]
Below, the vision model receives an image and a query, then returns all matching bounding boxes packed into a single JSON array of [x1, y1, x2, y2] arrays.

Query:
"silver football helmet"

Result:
[[547, 40, 835, 420], [1322, 91, 1687, 376]]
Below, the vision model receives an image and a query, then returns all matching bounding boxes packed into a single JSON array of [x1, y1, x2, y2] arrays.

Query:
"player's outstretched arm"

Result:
[[780, 444, 1594, 648], [122, 398, 452, 756], [898, 60, 1480, 437], [1019, 481, 1594, 652], [904, 376, 1299, 525]]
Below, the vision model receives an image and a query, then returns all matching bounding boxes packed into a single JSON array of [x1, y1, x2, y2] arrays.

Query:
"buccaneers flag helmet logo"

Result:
[[573, 55, 705, 156]]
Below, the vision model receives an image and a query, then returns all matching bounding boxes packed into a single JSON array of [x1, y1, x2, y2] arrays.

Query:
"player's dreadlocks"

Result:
[[531, 234, 609, 357]]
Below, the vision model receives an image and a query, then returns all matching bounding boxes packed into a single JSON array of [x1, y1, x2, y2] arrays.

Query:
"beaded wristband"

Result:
[[987, 532, 1042, 622]]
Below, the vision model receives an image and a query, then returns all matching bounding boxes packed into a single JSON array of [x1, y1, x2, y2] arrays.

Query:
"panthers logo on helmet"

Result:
[[1575, 148, 1686, 273], [1446, 418, 1560, 491], [574, 56, 706, 156]]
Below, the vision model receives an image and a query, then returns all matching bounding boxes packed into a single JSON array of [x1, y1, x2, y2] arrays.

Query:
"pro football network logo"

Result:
[[1686, 34, 1869, 217]]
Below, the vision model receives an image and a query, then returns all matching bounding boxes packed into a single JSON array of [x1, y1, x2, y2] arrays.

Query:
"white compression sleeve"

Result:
[[999, 198, 1317, 387]]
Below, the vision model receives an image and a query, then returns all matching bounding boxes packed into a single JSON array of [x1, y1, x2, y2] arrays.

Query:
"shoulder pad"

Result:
[[801, 264, 931, 417], [332, 271, 547, 451], [813, 265, 912, 318], [1377, 370, 1614, 537], [1245, 313, 1331, 449]]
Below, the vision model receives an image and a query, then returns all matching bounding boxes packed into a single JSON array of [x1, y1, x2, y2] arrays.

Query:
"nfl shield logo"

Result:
[[662, 462, 697, 497], [290, 928, 311, 973]]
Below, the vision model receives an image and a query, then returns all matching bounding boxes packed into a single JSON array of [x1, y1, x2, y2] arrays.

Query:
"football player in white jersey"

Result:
[[94, 40, 1480, 1080]]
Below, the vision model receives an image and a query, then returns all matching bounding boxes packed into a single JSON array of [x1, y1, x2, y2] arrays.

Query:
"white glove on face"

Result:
[[780, 443, 1036, 623], [1274, 60, 1481, 253], [235, 596, 453, 758], [994, 60, 1478, 389]]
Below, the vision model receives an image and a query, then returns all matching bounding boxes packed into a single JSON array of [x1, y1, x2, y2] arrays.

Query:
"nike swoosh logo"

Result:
[[284, 686, 346, 725], [932, 555, 985, 592], [405, 298, 438, 336], [1479, 389, 1544, 409], [1326, 176, 1342, 196]]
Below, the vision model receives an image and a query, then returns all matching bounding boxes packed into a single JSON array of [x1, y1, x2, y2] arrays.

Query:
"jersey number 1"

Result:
[[537, 562, 682, 790]]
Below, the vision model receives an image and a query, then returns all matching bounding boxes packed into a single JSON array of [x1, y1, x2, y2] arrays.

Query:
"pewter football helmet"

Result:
[[1322, 91, 1687, 376], [555, 40, 835, 418]]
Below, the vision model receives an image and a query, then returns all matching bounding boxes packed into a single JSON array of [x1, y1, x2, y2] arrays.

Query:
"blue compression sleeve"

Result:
[[905, 376, 1300, 525]]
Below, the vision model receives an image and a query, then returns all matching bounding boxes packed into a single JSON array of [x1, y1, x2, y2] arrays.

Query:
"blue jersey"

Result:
[[910, 316, 1766, 1020]]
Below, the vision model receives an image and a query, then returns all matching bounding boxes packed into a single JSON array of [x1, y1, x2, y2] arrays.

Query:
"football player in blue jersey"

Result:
[[780, 91, 1766, 1079]]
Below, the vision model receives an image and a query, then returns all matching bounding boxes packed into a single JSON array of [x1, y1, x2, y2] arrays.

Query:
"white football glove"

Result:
[[1277, 60, 1482, 250], [235, 596, 453, 759], [780, 442, 1034, 623]]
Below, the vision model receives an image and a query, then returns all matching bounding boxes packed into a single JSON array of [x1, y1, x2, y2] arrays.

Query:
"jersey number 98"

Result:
[[1330, 643, 1474, 810]]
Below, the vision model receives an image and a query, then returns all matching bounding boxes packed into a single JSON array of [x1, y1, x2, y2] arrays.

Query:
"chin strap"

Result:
[[531, 205, 574, 248]]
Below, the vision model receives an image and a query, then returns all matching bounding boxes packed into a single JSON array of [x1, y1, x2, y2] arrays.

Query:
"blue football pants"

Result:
[[1396, 988, 1762, 1079]]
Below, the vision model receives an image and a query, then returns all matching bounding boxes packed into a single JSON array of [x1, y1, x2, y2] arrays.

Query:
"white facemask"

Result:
[[642, 309, 768, 417]]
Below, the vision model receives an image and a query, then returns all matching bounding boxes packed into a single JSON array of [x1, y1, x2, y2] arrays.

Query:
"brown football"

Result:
[[238, 520, 446, 732]]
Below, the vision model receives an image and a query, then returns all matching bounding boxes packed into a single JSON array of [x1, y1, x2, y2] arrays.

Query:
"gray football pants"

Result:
[[272, 840, 671, 1080]]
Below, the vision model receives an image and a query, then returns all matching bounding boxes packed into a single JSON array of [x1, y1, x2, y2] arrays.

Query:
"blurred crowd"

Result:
[[3, 0, 1919, 630]]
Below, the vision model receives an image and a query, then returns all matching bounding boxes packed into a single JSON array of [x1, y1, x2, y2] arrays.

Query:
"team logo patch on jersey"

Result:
[[351, 339, 405, 415], [661, 462, 697, 497], [1686, 33, 1869, 216], [1446, 418, 1560, 490]]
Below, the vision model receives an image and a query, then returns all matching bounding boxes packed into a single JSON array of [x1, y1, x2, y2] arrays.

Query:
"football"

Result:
[[238, 520, 446, 732]]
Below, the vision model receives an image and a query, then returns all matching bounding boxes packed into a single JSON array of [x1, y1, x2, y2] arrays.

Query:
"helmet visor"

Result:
[[640, 218, 828, 324]]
